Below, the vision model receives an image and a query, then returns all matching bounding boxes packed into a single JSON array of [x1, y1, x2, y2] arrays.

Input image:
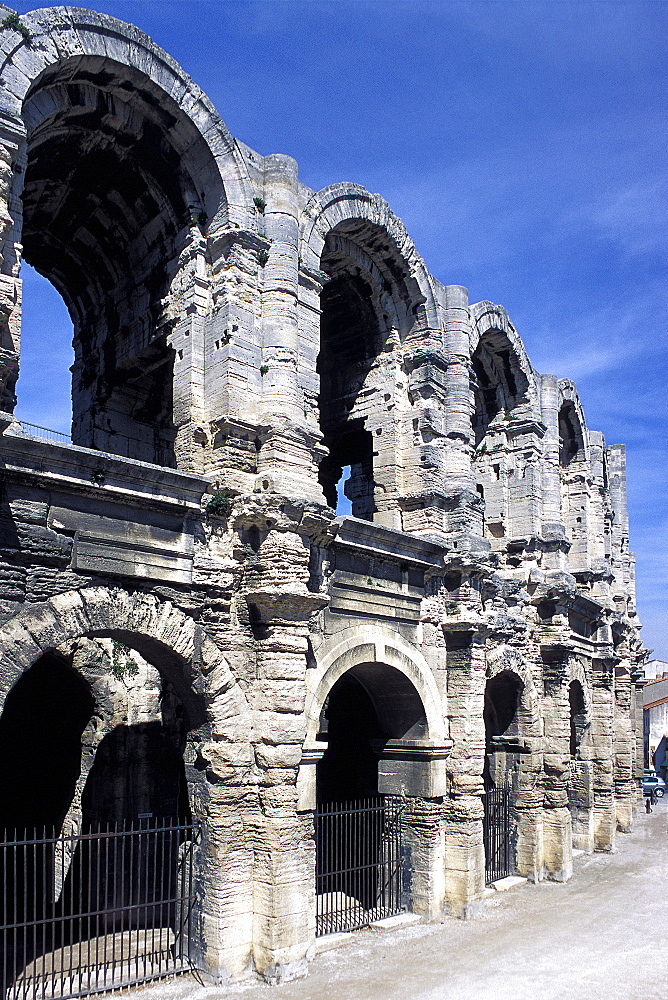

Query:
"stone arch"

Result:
[[300, 183, 439, 331], [301, 184, 439, 522], [0, 7, 253, 235], [306, 629, 445, 744], [568, 658, 592, 720], [558, 380, 590, 465], [469, 302, 537, 430], [0, 7, 254, 462], [0, 587, 257, 979], [485, 645, 539, 724], [0, 586, 251, 741]]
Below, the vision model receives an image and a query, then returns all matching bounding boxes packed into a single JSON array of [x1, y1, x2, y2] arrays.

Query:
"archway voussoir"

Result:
[[20, 604, 71, 654], [0, 618, 42, 674], [49, 590, 90, 637]]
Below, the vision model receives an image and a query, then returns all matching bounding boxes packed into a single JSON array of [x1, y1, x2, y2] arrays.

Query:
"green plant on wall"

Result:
[[257, 249, 269, 267], [0, 11, 32, 43], [253, 196, 266, 214], [206, 490, 233, 518], [111, 640, 139, 680]]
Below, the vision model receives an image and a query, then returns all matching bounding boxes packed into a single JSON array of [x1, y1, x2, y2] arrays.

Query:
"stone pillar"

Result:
[[539, 374, 562, 529], [613, 662, 636, 832], [590, 658, 616, 851], [232, 494, 330, 980], [514, 747, 545, 882], [401, 798, 448, 920], [540, 647, 573, 881], [257, 155, 323, 499], [442, 626, 486, 916], [245, 586, 328, 982], [401, 286, 479, 539], [0, 111, 23, 415]]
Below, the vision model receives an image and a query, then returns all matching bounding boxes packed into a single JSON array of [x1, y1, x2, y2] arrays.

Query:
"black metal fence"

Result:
[[1, 819, 199, 1000], [315, 796, 405, 936], [482, 784, 513, 884]]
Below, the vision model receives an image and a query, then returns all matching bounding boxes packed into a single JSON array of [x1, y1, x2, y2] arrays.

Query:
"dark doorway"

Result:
[[317, 671, 382, 804], [568, 680, 587, 758], [482, 670, 523, 882], [0, 652, 94, 832]]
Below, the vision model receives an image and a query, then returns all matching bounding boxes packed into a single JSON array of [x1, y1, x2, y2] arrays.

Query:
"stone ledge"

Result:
[[489, 875, 528, 892], [314, 932, 354, 954], [370, 912, 423, 931]]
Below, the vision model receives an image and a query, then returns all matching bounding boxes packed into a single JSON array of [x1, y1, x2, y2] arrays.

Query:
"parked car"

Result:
[[643, 772, 666, 797]]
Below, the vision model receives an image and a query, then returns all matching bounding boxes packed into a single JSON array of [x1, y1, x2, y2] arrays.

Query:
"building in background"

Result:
[[642, 663, 668, 774]]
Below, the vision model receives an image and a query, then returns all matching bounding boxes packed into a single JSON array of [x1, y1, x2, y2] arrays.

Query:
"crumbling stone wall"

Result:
[[0, 5, 646, 987]]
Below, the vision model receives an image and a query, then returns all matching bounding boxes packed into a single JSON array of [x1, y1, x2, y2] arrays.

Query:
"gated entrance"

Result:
[[0, 819, 199, 1000], [315, 796, 405, 935], [482, 784, 513, 883]]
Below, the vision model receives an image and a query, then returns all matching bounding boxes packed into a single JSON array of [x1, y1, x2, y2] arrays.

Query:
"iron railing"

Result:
[[17, 422, 72, 444], [483, 784, 513, 884], [0, 819, 199, 1000], [315, 796, 405, 936]]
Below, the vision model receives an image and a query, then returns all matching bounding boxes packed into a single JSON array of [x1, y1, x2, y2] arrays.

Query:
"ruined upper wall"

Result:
[[0, 6, 638, 630]]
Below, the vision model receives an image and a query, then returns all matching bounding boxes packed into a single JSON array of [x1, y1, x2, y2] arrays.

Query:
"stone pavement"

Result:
[[134, 802, 668, 1000]]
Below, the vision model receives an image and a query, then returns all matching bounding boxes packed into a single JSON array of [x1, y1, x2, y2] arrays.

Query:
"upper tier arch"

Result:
[[299, 182, 440, 331], [0, 4, 254, 245]]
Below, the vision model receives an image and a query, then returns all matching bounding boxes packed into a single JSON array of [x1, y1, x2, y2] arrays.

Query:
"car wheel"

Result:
[[654, 788, 664, 798]]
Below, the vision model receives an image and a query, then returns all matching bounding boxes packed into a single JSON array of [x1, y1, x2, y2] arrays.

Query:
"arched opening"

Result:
[[568, 679, 587, 758], [0, 639, 196, 993], [566, 679, 593, 850], [482, 670, 524, 882], [317, 222, 415, 522], [14, 264, 73, 437], [471, 331, 530, 543], [316, 662, 428, 804], [0, 652, 94, 833], [14, 57, 223, 467], [558, 400, 588, 568], [559, 402, 584, 468], [314, 662, 428, 931]]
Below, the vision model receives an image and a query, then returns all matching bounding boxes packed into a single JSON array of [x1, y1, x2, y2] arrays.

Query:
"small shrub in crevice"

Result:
[[111, 641, 139, 681], [253, 196, 266, 214], [206, 490, 233, 518], [257, 249, 269, 267], [0, 12, 32, 44]]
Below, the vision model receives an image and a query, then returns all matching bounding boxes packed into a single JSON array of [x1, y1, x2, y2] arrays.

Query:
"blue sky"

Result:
[[12, 0, 666, 657]]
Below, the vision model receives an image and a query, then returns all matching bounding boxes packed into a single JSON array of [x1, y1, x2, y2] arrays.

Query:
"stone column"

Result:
[[233, 494, 330, 980], [540, 646, 573, 881], [245, 586, 328, 982], [401, 286, 479, 539], [613, 661, 636, 832], [539, 374, 562, 530], [442, 625, 486, 916], [257, 155, 323, 500], [590, 658, 616, 851], [0, 111, 23, 415]]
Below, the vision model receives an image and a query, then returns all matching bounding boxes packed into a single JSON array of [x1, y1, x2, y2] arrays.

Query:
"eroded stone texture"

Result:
[[0, 5, 647, 988]]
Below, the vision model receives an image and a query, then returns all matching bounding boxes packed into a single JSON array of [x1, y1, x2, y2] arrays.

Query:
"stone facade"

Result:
[[0, 6, 647, 987]]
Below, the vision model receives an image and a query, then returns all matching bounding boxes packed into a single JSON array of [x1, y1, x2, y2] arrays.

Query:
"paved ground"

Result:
[[135, 801, 667, 1000]]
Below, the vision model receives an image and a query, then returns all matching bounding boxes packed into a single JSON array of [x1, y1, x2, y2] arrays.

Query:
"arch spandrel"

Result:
[[0, 587, 252, 741], [300, 182, 440, 331]]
